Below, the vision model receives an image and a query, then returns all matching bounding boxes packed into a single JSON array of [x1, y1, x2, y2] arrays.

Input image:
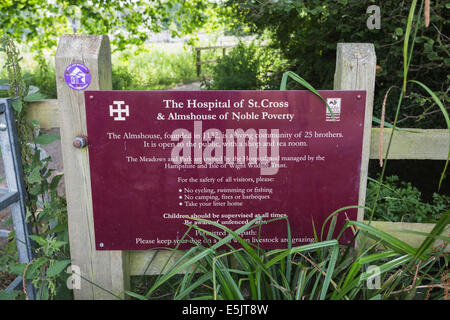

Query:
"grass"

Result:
[[125, 213, 449, 300], [112, 43, 199, 90], [0, 42, 208, 97]]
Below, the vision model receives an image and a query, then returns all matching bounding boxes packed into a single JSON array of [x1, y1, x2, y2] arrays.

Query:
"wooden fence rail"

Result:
[[194, 45, 236, 76]]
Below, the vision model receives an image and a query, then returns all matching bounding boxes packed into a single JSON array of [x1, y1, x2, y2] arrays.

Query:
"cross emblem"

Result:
[[109, 101, 129, 121]]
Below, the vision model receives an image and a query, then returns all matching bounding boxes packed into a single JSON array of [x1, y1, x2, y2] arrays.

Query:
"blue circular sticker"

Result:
[[64, 63, 92, 90]]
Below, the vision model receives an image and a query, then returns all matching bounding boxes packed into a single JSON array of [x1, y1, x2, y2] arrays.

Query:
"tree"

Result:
[[0, 0, 211, 53], [223, 0, 449, 129]]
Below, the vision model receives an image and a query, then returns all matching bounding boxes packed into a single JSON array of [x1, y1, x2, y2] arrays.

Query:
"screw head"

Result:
[[0, 123, 7, 131], [357, 94, 362, 100], [73, 136, 88, 148]]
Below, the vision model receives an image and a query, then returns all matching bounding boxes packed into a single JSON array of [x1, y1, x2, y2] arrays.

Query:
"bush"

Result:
[[112, 45, 197, 90], [203, 42, 261, 90], [18, 61, 57, 99], [224, 1, 449, 129], [365, 175, 450, 223], [112, 65, 138, 90], [203, 41, 287, 90]]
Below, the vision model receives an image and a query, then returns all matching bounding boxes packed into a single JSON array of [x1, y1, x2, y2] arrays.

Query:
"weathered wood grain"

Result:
[[26, 99, 59, 129], [334, 43, 377, 222], [55, 35, 129, 300], [370, 128, 449, 160]]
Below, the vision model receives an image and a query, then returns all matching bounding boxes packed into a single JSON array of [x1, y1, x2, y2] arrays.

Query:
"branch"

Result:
[[396, 106, 450, 124]]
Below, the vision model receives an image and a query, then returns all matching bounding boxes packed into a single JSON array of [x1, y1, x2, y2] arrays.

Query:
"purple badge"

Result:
[[64, 63, 91, 90]]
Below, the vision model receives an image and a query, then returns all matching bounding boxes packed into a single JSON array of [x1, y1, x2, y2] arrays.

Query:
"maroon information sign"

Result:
[[85, 90, 366, 250]]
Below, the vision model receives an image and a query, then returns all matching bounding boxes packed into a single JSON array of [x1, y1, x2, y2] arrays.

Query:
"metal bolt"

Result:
[[99, 242, 104, 248], [0, 123, 7, 131], [73, 135, 88, 148], [89, 95, 94, 100], [357, 94, 362, 100]]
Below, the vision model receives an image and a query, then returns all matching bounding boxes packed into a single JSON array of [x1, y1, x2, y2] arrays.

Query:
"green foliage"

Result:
[[1, 43, 198, 96], [127, 213, 449, 300], [0, 289, 20, 300], [0, 0, 211, 54], [203, 41, 287, 90], [23, 60, 57, 99], [224, 0, 449, 129], [365, 0, 449, 226], [0, 35, 70, 300], [203, 42, 261, 90], [366, 176, 450, 223], [112, 45, 197, 90], [112, 65, 138, 91]]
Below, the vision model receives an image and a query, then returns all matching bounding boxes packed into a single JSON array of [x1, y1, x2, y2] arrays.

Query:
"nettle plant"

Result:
[[366, 176, 450, 223], [0, 35, 70, 300]]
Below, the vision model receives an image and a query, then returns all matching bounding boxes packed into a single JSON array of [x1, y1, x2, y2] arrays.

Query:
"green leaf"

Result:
[[319, 245, 339, 300], [372, 117, 420, 133], [360, 255, 411, 281], [27, 166, 41, 184], [395, 28, 403, 36], [29, 183, 41, 196], [37, 285, 49, 300], [0, 290, 20, 300], [347, 221, 418, 257], [30, 119, 40, 127], [26, 257, 47, 279], [280, 71, 336, 120], [24, 92, 46, 102], [391, 229, 450, 243], [46, 259, 71, 278], [53, 240, 68, 248], [402, 0, 418, 92], [49, 174, 63, 190], [29, 235, 47, 247], [265, 240, 339, 268], [33, 134, 60, 145], [409, 80, 450, 190], [414, 210, 450, 259], [11, 99, 22, 113], [8, 263, 27, 275], [125, 290, 147, 300]]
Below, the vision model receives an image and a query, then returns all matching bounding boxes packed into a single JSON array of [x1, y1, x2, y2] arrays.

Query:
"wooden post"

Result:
[[55, 35, 129, 299], [196, 48, 201, 77], [333, 43, 376, 222]]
